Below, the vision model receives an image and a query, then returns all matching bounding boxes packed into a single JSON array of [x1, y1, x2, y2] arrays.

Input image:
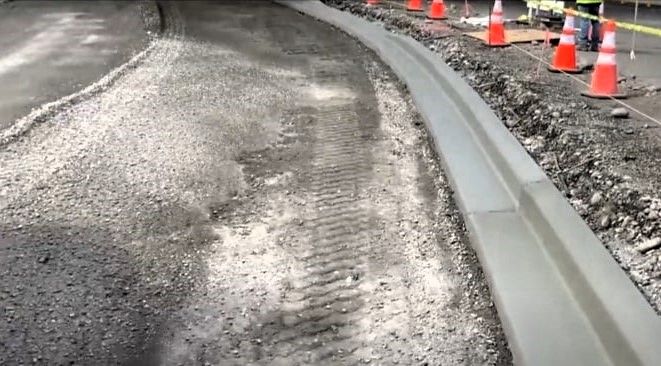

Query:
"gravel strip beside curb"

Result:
[[279, 1, 661, 365]]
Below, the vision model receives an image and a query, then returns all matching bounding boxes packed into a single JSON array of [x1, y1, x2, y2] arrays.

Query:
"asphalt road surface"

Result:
[[0, 0, 151, 130], [0, 1, 510, 365]]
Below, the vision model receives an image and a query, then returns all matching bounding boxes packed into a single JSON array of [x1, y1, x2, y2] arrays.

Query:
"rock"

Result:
[[551, 111, 561, 119], [622, 216, 633, 227], [610, 107, 629, 119], [37, 255, 49, 264], [590, 192, 603, 206], [646, 85, 661, 93], [505, 118, 519, 128], [636, 237, 661, 254], [599, 215, 611, 229]]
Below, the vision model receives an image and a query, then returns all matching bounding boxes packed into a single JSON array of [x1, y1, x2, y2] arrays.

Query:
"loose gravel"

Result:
[[1, 1, 511, 365]]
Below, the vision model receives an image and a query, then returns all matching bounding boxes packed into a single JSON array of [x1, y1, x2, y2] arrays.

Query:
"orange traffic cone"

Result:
[[548, 13, 583, 74], [407, 0, 424, 12], [582, 21, 627, 99], [366, 0, 379, 6], [484, 0, 509, 47], [427, 0, 447, 20]]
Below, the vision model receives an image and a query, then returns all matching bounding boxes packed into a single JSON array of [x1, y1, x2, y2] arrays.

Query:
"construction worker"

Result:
[[576, 0, 603, 51]]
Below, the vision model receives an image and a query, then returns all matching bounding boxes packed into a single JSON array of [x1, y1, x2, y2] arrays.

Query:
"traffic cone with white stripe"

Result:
[[427, 0, 447, 20], [484, 0, 509, 47], [407, 0, 424, 12], [582, 21, 627, 99], [548, 12, 584, 74]]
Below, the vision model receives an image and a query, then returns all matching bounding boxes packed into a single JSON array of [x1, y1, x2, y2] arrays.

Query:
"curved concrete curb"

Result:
[[279, 1, 661, 365]]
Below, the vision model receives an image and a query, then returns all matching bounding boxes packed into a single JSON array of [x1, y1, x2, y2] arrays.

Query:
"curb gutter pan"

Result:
[[278, 1, 661, 365]]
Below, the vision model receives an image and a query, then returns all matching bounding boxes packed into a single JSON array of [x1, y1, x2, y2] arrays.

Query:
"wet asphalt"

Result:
[[0, 0, 150, 130]]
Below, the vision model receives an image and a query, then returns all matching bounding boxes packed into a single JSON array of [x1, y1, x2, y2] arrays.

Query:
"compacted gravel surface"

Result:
[[0, 1, 510, 365]]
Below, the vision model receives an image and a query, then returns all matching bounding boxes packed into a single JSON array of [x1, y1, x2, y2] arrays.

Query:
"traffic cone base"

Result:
[[580, 90, 628, 99], [483, 40, 510, 47], [427, 14, 447, 20], [548, 65, 584, 74]]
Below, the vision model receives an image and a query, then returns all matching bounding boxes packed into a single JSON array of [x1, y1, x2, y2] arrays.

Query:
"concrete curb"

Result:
[[278, 1, 661, 365]]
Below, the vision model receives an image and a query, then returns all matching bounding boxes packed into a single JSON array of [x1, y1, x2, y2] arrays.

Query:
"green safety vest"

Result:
[[576, 0, 602, 4]]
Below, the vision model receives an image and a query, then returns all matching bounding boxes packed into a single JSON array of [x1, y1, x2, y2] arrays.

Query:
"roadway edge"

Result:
[[277, 1, 661, 365], [0, 0, 164, 147]]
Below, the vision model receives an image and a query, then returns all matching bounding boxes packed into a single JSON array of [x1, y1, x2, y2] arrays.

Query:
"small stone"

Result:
[[505, 118, 519, 128], [590, 192, 603, 206], [599, 215, 611, 228], [636, 237, 661, 254], [37, 255, 49, 264], [610, 107, 629, 118], [551, 111, 561, 119], [622, 216, 633, 227]]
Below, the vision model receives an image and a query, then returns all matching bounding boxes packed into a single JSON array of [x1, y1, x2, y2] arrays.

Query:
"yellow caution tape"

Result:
[[526, 0, 661, 37]]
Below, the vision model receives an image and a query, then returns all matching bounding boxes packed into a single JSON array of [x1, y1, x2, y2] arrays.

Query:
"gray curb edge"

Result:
[[278, 1, 661, 365]]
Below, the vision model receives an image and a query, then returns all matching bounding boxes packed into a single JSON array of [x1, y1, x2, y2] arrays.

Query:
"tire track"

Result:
[[273, 106, 376, 364]]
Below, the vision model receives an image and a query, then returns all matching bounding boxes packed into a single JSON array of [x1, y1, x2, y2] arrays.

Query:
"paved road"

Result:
[[0, 1, 509, 364], [0, 0, 150, 130]]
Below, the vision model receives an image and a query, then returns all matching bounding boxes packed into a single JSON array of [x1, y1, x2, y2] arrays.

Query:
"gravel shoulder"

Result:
[[322, 0, 661, 313], [0, 1, 510, 364]]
